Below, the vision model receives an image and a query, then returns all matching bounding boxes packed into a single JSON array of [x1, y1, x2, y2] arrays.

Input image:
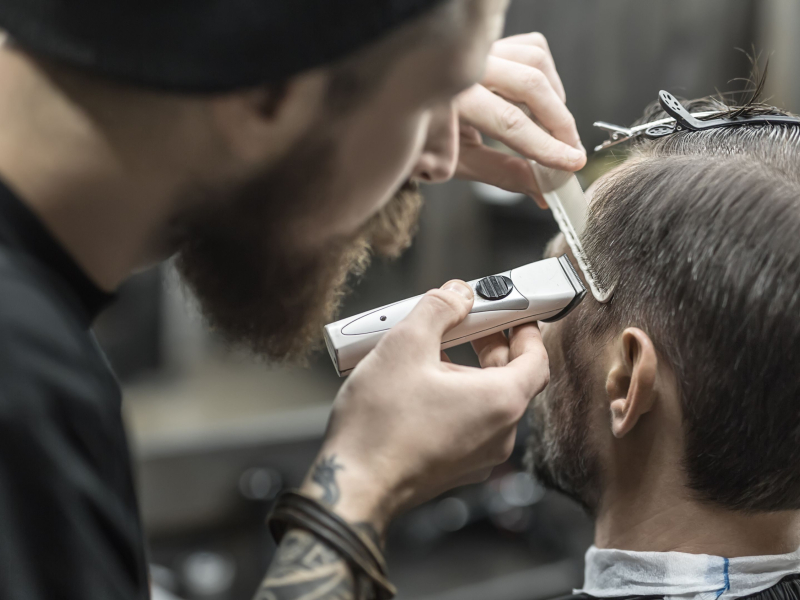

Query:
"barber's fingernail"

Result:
[[442, 280, 473, 300], [528, 194, 549, 209], [567, 147, 585, 163]]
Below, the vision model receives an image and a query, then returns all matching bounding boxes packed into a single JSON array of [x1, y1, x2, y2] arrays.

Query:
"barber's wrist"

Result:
[[300, 450, 400, 536]]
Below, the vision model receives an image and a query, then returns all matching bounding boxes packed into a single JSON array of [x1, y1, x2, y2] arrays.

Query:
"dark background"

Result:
[[92, 2, 799, 599]]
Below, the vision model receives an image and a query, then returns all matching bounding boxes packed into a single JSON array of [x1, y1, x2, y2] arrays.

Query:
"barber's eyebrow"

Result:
[[543, 233, 565, 260]]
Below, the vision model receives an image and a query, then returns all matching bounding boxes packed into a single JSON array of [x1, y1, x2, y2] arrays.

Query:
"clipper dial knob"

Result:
[[475, 275, 514, 301]]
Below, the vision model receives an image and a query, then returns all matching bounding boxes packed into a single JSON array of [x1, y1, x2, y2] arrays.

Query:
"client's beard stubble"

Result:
[[173, 132, 423, 363], [525, 314, 603, 514]]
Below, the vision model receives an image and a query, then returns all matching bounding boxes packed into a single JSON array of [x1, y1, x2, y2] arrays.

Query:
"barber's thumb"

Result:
[[404, 280, 474, 341]]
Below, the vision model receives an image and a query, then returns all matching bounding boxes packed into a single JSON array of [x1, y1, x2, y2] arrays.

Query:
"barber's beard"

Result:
[[172, 135, 423, 362], [525, 326, 602, 514]]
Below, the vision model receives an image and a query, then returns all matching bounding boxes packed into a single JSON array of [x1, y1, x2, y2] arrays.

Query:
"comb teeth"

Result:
[[564, 233, 612, 303], [529, 162, 614, 303]]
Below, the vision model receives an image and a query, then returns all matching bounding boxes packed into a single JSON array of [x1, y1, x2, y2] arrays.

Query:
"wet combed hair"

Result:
[[583, 94, 800, 512]]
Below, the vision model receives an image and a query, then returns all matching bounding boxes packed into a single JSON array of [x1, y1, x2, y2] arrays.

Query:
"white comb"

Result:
[[529, 162, 613, 303]]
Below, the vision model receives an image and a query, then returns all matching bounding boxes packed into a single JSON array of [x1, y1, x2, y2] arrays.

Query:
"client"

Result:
[[528, 94, 800, 600]]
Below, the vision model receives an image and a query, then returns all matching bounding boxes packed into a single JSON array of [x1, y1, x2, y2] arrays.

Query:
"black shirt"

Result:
[[0, 180, 149, 598]]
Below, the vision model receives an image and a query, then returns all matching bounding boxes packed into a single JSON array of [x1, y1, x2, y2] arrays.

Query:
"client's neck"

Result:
[[594, 487, 800, 557]]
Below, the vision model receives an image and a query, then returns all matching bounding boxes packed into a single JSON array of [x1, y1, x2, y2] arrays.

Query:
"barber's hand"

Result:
[[455, 32, 586, 207], [301, 280, 549, 531]]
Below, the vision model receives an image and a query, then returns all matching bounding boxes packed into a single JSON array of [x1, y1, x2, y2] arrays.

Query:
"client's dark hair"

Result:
[[582, 95, 800, 512]]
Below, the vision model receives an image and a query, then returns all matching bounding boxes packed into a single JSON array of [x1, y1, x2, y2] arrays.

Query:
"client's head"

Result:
[[527, 96, 800, 521]]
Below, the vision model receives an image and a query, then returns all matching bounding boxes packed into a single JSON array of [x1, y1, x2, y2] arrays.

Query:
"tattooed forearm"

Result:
[[311, 454, 344, 506], [254, 455, 385, 600], [254, 529, 355, 600]]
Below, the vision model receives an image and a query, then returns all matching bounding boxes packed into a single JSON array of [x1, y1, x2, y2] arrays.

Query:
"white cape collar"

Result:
[[578, 545, 800, 600]]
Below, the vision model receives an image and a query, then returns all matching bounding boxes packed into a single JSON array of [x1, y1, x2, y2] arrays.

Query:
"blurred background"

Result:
[[95, 1, 800, 599]]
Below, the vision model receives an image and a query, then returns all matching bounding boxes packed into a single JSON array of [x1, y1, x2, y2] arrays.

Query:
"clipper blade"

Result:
[[529, 162, 613, 303]]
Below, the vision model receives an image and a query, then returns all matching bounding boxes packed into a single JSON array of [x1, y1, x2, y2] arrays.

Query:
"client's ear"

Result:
[[605, 328, 658, 438]]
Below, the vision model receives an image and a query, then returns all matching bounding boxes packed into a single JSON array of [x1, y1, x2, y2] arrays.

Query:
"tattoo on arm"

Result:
[[254, 529, 355, 600], [255, 455, 385, 600], [254, 523, 383, 600], [311, 454, 344, 506]]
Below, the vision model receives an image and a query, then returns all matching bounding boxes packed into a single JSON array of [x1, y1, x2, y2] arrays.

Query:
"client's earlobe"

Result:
[[606, 328, 658, 439]]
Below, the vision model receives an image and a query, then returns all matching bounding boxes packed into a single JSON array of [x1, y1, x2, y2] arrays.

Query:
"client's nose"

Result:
[[412, 102, 459, 184]]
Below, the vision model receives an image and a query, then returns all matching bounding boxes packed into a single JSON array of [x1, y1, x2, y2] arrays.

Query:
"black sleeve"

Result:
[[0, 277, 149, 599]]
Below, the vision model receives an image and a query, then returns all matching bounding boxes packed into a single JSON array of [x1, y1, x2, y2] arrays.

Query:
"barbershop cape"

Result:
[[556, 546, 800, 600]]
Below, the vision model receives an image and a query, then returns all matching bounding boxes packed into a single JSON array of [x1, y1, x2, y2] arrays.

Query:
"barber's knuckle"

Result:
[[522, 69, 548, 95], [540, 367, 551, 389], [532, 45, 549, 64], [540, 357, 551, 385], [516, 46, 545, 69], [423, 290, 451, 313], [498, 104, 528, 137], [528, 32, 549, 49], [426, 289, 465, 316], [535, 346, 550, 371]]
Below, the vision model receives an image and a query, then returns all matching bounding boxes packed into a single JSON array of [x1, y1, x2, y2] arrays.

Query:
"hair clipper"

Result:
[[323, 255, 586, 377]]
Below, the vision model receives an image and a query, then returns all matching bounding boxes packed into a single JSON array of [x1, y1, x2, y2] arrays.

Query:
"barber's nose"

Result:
[[412, 102, 459, 184]]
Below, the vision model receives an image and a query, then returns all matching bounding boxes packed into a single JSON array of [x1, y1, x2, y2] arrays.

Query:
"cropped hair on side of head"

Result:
[[581, 93, 800, 512]]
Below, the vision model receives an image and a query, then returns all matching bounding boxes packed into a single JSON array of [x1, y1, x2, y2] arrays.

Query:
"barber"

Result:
[[0, 0, 585, 598]]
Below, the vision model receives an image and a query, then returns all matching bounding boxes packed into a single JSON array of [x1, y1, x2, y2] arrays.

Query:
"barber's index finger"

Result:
[[481, 56, 580, 149], [481, 323, 549, 400], [457, 85, 585, 171]]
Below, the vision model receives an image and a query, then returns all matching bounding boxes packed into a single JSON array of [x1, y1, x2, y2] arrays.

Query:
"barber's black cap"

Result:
[[0, 0, 445, 93]]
